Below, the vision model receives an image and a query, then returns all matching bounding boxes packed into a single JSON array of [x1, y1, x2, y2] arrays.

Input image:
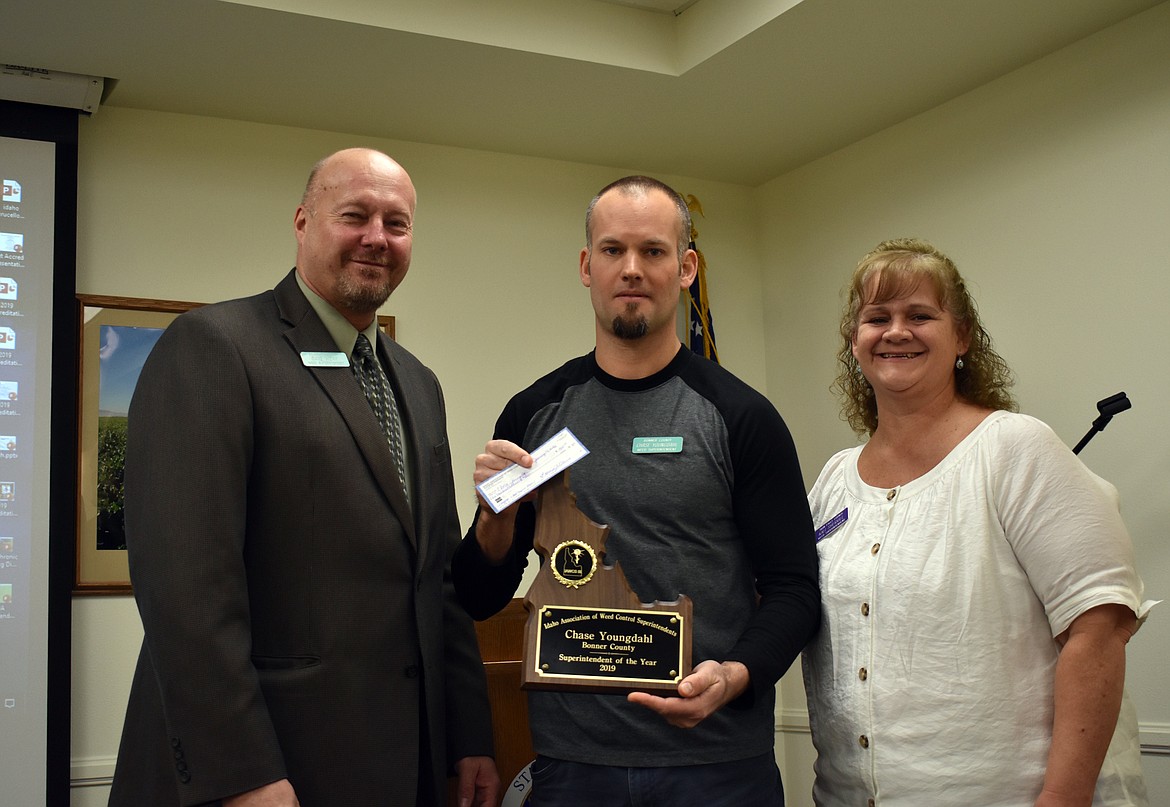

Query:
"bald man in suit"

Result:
[[109, 148, 500, 807]]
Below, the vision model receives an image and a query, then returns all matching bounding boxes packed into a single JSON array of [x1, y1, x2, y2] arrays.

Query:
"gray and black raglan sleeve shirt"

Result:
[[453, 346, 819, 767]]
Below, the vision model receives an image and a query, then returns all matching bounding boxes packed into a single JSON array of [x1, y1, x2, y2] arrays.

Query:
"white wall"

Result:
[[68, 106, 765, 802], [759, 3, 1170, 802]]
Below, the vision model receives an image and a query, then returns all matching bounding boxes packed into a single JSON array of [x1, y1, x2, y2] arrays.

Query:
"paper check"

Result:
[[476, 427, 590, 514]]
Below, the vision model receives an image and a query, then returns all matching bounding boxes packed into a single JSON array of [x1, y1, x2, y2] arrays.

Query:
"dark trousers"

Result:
[[528, 751, 784, 807]]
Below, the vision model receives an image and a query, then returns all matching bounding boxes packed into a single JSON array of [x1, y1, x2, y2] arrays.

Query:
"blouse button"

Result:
[[870, 543, 881, 555], [858, 734, 870, 749], [859, 667, 868, 681], [861, 602, 870, 616], [868, 800, 876, 807]]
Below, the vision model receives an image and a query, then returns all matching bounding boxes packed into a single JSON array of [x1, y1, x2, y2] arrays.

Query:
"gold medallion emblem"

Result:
[[549, 540, 597, 589]]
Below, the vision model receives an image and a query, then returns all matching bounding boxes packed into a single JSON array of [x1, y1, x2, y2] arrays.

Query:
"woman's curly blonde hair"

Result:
[[833, 238, 1017, 436]]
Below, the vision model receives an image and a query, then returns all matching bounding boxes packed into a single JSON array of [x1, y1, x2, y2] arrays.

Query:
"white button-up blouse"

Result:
[[803, 411, 1154, 806]]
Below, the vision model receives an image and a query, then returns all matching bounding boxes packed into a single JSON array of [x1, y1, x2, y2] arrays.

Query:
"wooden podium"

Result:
[[446, 598, 534, 805]]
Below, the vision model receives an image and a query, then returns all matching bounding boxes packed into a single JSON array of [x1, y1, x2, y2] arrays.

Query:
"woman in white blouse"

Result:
[[803, 238, 1152, 806]]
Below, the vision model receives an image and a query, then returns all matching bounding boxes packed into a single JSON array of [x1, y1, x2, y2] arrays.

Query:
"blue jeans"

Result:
[[527, 752, 785, 807]]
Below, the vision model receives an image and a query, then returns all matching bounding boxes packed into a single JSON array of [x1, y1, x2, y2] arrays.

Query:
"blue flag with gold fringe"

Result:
[[684, 194, 718, 364]]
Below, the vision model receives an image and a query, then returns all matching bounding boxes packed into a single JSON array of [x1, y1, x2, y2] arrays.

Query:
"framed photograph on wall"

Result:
[[74, 295, 201, 594], [73, 293, 396, 594]]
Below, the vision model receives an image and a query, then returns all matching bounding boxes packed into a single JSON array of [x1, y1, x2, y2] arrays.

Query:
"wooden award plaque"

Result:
[[521, 471, 693, 693]]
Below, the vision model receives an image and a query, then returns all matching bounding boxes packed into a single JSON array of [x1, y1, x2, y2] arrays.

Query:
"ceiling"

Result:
[[3, 0, 1163, 186]]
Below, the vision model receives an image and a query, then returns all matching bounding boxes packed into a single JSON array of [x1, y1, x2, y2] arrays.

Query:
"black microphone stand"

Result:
[[1072, 392, 1132, 455]]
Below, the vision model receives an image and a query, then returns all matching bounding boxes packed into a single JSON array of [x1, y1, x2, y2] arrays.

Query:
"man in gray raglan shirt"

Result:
[[452, 176, 820, 807]]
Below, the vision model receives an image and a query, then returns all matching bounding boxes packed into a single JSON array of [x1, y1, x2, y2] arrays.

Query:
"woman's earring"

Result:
[[955, 356, 965, 370]]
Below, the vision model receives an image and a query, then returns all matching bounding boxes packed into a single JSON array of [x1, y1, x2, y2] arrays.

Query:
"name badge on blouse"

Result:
[[815, 508, 848, 542], [300, 351, 350, 367]]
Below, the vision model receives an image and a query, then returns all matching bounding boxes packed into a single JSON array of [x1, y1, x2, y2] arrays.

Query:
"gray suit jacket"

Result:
[[109, 270, 492, 806]]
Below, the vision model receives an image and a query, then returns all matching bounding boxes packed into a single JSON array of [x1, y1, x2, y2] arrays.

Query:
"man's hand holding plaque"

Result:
[[626, 659, 750, 727]]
